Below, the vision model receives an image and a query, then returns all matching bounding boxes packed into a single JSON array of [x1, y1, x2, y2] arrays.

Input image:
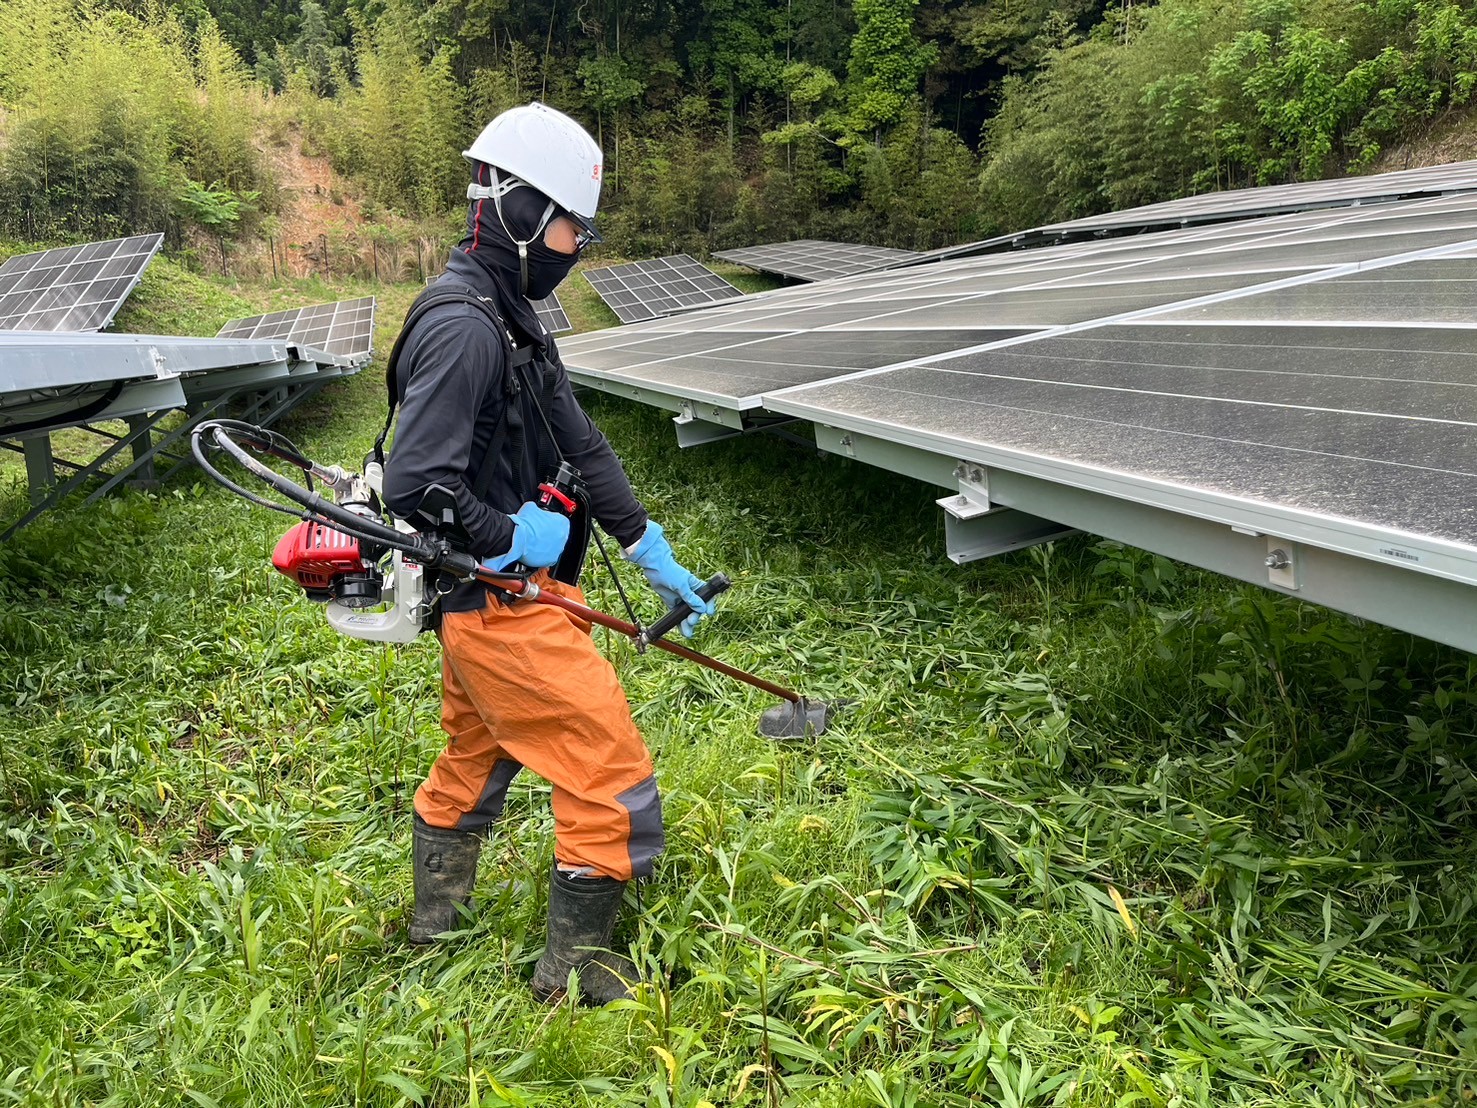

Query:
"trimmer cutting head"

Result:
[[758, 697, 834, 739]]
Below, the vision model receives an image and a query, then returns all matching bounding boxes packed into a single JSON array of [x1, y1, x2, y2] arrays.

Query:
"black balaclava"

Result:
[[457, 160, 580, 339]]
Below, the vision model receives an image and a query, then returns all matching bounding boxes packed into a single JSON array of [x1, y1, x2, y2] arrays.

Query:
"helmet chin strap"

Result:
[[468, 168, 556, 298]]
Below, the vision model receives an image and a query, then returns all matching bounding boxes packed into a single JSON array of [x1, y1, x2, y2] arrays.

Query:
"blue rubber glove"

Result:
[[482, 501, 571, 572], [625, 520, 715, 638]]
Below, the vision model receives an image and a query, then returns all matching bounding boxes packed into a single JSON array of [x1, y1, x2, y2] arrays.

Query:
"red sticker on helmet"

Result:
[[592, 164, 602, 180]]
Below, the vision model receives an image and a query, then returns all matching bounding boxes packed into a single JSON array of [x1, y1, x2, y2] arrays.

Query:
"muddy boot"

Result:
[[530, 866, 638, 1005], [408, 814, 481, 945]]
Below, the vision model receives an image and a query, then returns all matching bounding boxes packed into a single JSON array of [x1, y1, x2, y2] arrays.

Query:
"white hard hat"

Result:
[[464, 102, 603, 236]]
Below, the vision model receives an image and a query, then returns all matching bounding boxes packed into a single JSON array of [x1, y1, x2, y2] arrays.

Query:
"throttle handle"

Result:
[[639, 572, 731, 646]]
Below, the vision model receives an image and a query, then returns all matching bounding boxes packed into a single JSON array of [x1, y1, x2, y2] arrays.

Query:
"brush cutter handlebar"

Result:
[[639, 573, 731, 647]]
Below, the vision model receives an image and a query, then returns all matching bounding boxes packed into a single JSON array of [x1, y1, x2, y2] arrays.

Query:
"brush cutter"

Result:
[[189, 419, 833, 738]]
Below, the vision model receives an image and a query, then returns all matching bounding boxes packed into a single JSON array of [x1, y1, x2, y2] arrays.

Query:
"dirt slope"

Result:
[[1368, 107, 1477, 172], [227, 126, 435, 283]]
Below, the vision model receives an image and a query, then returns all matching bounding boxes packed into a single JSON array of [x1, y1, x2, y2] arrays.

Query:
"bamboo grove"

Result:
[[5, 0, 1477, 258]]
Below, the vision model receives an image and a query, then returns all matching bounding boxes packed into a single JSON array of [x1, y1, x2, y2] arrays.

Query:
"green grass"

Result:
[[562, 265, 622, 333], [109, 255, 260, 337], [705, 261, 786, 297], [1, 260, 1474, 1106]]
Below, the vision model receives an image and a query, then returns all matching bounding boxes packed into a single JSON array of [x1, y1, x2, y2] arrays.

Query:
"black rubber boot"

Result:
[[408, 814, 482, 945], [530, 866, 638, 1005]]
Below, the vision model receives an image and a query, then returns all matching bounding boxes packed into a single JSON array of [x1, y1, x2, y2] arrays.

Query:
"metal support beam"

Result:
[[125, 413, 159, 488], [3, 393, 241, 538], [674, 410, 740, 448], [672, 407, 814, 450], [568, 373, 684, 415], [4, 413, 168, 539], [936, 464, 1077, 562], [253, 381, 324, 427], [675, 398, 744, 431], [814, 423, 959, 487], [566, 370, 748, 433], [83, 395, 234, 505], [23, 436, 54, 505], [1, 340, 362, 536], [236, 388, 274, 426], [812, 423, 1477, 654], [759, 424, 818, 451]]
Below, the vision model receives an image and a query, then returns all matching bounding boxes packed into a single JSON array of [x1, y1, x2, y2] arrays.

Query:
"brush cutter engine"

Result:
[[269, 466, 434, 643], [272, 519, 382, 605]]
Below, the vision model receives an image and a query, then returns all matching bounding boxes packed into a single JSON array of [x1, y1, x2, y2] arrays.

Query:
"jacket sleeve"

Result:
[[544, 352, 649, 548], [382, 311, 515, 559]]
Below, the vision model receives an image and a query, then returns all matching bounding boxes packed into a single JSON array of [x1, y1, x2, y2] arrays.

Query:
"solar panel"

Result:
[[752, 209, 1477, 648], [532, 293, 572, 334], [905, 160, 1477, 266], [765, 317, 1477, 550], [1040, 158, 1477, 236], [2, 330, 367, 540], [560, 191, 1477, 649], [713, 240, 922, 282], [216, 297, 376, 362], [0, 233, 163, 332], [583, 255, 744, 324], [562, 192, 1477, 410], [1158, 256, 1477, 325], [565, 328, 1035, 402]]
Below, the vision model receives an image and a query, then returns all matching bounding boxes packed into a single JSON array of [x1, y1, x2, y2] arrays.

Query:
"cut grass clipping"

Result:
[[1, 265, 1475, 1106]]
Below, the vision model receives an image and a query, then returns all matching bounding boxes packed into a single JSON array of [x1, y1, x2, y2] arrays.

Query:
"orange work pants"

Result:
[[413, 577, 663, 881]]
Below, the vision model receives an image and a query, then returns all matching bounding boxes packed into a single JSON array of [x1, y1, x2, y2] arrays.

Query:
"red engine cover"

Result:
[[272, 520, 364, 590]]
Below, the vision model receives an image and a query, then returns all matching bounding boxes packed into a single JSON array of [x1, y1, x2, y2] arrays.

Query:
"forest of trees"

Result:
[[3, 0, 1477, 260]]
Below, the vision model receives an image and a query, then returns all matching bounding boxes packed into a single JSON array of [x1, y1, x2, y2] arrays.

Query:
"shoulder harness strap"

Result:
[[371, 283, 533, 475]]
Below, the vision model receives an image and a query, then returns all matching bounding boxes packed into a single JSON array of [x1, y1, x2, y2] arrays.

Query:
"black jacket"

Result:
[[382, 250, 648, 611]]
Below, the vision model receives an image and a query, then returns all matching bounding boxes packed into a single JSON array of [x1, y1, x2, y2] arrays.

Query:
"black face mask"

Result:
[[522, 233, 579, 300], [462, 163, 580, 301]]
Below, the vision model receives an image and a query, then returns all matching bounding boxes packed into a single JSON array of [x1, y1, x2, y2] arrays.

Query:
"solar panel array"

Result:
[[561, 190, 1477, 646], [563, 193, 1477, 406], [3, 329, 370, 540], [216, 297, 376, 362], [713, 240, 922, 282], [532, 293, 572, 334], [904, 159, 1477, 268], [1039, 157, 1477, 236], [584, 255, 744, 324], [0, 234, 163, 332]]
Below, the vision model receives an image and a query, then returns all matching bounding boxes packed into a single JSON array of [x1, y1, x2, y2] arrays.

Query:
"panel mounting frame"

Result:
[[808, 422, 1477, 653], [674, 401, 741, 447], [935, 461, 1079, 564]]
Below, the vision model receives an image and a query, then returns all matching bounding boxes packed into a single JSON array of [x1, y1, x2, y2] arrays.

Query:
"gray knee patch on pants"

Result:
[[456, 758, 522, 832], [616, 775, 663, 878]]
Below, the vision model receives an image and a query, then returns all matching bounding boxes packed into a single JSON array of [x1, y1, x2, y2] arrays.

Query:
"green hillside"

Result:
[[6, 0, 1477, 262]]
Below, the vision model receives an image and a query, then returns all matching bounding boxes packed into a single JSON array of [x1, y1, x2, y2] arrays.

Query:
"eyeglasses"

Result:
[[561, 215, 599, 251], [544, 215, 598, 255]]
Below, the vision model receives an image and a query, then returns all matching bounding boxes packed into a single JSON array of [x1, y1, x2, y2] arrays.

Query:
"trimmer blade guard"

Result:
[[758, 697, 833, 739]]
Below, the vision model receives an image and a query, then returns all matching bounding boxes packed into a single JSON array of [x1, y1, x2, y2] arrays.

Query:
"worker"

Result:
[[380, 102, 715, 1005]]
